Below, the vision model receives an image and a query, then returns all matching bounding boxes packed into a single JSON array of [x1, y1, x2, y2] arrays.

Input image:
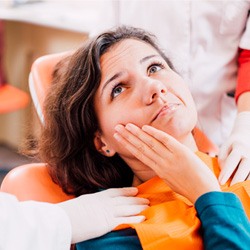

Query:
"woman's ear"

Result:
[[93, 131, 116, 157]]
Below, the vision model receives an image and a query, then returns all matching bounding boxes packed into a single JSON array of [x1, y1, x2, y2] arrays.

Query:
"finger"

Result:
[[230, 158, 250, 186], [115, 124, 149, 151], [125, 124, 180, 167], [218, 141, 232, 164], [114, 131, 159, 169], [114, 124, 164, 167], [142, 125, 185, 153], [114, 215, 146, 227], [125, 123, 167, 155], [219, 149, 242, 185], [114, 204, 149, 217], [104, 187, 138, 197], [115, 123, 162, 156], [113, 196, 149, 206]]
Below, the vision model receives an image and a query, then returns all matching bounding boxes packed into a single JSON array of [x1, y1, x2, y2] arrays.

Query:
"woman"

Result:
[[38, 26, 250, 249]]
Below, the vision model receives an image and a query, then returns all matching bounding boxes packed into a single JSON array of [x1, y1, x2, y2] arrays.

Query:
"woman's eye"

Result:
[[111, 85, 125, 99], [148, 64, 162, 74]]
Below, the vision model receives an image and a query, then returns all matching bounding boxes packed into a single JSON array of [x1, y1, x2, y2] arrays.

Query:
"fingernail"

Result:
[[142, 125, 150, 132], [125, 123, 135, 131], [113, 133, 121, 141], [218, 175, 225, 185], [114, 124, 124, 132]]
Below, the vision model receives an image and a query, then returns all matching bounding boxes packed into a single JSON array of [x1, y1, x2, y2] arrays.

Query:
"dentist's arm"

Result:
[[0, 192, 71, 250], [0, 188, 148, 249], [219, 49, 250, 186]]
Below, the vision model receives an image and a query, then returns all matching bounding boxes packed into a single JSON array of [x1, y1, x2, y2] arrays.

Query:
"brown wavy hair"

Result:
[[38, 26, 174, 196]]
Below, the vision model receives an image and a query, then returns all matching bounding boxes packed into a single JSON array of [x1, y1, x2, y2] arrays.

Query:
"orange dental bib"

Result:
[[116, 152, 250, 250]]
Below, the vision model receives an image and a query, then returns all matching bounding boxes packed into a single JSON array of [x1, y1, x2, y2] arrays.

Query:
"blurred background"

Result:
[[0, 0, 117, 183]]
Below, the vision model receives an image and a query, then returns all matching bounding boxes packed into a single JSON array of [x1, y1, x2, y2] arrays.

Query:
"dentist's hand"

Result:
[[114, 124, 220, 204], [219, 112, 250, 185], [58, 187, 149, 243]]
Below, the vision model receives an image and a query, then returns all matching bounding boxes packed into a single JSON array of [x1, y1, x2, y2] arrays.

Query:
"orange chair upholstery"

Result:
[[0, 51, 218, 203], [1, 163, 73, 203], [193, 127, 218, 156], [0, 84, 30, 113], [0, 19, 29, 114]]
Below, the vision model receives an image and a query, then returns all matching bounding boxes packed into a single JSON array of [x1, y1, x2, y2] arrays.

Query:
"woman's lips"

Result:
[[153, 103, 181, 121]]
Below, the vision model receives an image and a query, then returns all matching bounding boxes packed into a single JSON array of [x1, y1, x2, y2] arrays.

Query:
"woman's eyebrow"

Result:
[[139, 54, 160, 64], [101, 72, 123, 95]]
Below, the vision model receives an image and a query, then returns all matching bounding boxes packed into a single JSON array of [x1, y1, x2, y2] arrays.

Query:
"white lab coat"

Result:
[[101, 0, 250, 146], [0, 192, 71, 250]]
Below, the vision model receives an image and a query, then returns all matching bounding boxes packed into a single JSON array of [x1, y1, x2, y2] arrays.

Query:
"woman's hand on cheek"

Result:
[[114, 124, 220, 203]]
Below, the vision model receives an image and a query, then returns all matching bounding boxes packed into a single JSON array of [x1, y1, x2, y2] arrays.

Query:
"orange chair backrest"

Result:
[[29, 51, 72, 123], [1, 163, 74, 202], [0, 84, 30, 113]]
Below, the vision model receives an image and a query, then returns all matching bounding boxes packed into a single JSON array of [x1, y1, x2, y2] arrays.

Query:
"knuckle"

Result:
[[147, 139, 155, 149], [134, 149, 145, 159], [137, 144, 145, 153]]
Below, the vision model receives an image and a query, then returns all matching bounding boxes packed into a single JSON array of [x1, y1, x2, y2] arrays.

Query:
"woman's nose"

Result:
[[142, 78, 167, 105]]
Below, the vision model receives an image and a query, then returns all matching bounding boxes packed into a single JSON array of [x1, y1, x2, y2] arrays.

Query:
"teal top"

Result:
[[195, 192, 250, 250], [76, 192, 250, 250], [76, 228, 141, 250]]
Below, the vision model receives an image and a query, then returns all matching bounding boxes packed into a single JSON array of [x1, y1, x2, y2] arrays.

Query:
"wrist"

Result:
[[58, 198, 82, 243], [55, 203, 73, 244], [237, 92, 250, 112], [191, 185, 221, 204], [235, 111, 250, 127]]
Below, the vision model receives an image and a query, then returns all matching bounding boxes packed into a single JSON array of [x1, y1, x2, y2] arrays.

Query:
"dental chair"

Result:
[[0, 83, 30, 114], [0, 51, 219, 203], [1, 52, 73, 202], [0, 19, 29, 114]]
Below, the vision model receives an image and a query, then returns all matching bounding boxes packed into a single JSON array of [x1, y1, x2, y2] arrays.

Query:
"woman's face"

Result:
[[94, 39, 197, 158]]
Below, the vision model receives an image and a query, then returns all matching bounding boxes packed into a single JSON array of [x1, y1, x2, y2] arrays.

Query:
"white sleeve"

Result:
[[0, 192, 71, 250]]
